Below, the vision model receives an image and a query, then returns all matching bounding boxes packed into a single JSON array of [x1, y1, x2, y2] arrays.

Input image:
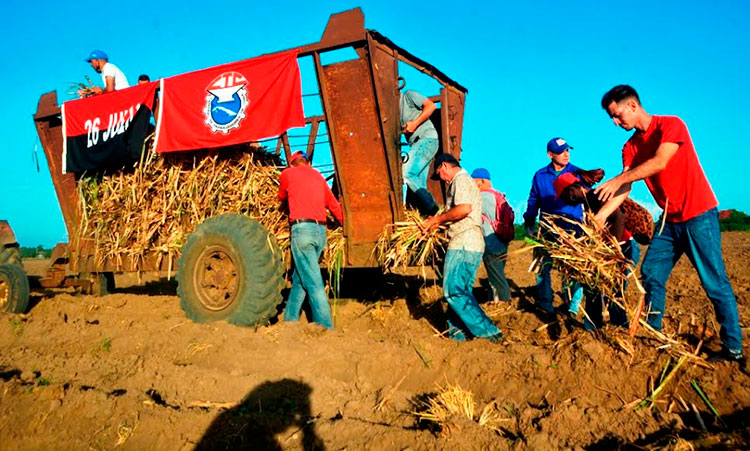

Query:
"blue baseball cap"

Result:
[[471, 168, 491, 180], [547, 137, 573, 154], [85, 50, 108, 62]]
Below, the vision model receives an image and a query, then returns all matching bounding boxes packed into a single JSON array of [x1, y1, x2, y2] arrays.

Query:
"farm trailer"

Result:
[[33, 8, 468, 324]]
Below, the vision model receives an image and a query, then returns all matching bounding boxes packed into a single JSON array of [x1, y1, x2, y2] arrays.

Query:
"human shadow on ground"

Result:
[[508, 279, 571, 341], [586, 406, 750, 450], [196, 378, 325, 450]]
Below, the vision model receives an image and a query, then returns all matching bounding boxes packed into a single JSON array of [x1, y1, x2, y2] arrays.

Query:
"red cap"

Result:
[[289, 151, 307, 165], [553, 172, 581, 200]]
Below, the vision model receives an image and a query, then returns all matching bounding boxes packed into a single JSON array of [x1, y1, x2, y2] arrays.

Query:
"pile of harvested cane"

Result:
[[411, 382, 508, 434], [526, 212, 644, 323], [375, 209, 448, 278], [76, 140, 344, 278]]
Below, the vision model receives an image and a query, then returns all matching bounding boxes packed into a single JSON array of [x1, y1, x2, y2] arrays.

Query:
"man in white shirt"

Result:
[[81, 50, 130, 95]]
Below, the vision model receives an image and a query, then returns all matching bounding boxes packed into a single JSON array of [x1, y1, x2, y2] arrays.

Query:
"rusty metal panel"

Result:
[[367, 36, 403, 222], [426, 87, 466, 205], [34, 92, 80, 241], [318, 56, 396, 267], [441, 87, 465, 159]]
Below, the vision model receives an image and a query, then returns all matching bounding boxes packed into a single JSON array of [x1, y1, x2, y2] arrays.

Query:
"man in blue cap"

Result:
[[79, 50, 130, 96], [471, 168, 512, 303], [523, 137, 584, 316]]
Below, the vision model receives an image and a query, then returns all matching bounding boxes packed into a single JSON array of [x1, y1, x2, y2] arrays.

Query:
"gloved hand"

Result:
[[524, 218, 537, 237]]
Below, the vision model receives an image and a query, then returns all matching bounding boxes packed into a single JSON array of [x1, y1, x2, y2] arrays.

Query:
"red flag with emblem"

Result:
[[155, 51, 304, 153]]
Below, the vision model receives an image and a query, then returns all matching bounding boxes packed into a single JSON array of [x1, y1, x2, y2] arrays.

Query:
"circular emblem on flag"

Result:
[[204, 71, 249, 134]]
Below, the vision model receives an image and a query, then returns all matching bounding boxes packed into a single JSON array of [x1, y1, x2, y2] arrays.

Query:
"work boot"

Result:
[[708, 348, 749, 376], [413, 188, 439, 217]]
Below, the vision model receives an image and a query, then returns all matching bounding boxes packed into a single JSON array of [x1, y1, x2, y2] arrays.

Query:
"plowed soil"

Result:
[[2, 232, 749, 450]]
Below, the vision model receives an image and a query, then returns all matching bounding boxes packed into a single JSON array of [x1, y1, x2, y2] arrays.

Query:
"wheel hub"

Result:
[[194, 245, 239, 311]]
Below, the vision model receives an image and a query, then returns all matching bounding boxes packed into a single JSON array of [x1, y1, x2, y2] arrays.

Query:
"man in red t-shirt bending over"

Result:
[[594, 85, 745, 370], [278, 151, 343, 330]]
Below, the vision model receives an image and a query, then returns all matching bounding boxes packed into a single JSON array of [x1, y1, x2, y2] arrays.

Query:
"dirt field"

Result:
[[2, 232, 749, 450]]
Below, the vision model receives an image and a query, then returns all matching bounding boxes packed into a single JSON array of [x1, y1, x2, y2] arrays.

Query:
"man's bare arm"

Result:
[[104, 76, 116, 92], [403, 98, 436, 134], [594, 182, 632, 226], [422, 203, 471, 230], [595, 142, 679, 202]]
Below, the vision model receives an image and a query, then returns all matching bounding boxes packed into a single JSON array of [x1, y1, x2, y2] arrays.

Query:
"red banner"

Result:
[[154, 51, 304, 153], [62, 81, 159, 174]]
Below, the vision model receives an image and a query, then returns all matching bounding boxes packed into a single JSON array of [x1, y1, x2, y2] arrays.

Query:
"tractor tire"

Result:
[[0, 246, 22, 268], [0, 264, 29, 314], [177, 214, 285, 327]]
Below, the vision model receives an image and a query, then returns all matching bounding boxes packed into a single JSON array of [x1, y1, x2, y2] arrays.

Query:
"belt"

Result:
[[291, 219, 326, 226]]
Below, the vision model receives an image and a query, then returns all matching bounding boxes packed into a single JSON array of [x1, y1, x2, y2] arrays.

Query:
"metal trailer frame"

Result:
[[33, 8, 467, 278]]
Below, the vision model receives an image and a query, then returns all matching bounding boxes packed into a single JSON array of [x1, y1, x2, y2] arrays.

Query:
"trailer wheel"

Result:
[[0, 246, 22, 267], [0, 264, 29, 313], [177, 214, 285, 326]]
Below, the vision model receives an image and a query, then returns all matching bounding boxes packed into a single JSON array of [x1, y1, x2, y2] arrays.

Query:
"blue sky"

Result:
[[3, 0, 748, 247]]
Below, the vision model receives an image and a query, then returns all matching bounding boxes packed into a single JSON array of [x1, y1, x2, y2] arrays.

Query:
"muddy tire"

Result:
[[0, 264, 29, 314], [0, 246, 22, 268], [177, 214, 285, 326]]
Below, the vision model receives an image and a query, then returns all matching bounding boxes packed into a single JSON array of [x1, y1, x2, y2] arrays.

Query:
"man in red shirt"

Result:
[[278, 151, 343, 329], [595, 85, 744, 369]]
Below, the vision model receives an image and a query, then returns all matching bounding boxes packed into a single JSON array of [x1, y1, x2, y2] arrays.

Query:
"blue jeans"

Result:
[[403, 138, 438, 193], [641, 208, 742, 352], [536, 248, 583, 314], [483, 243, 511, 301], [284, 223, 333, 329], [583, 239, 640, 330], [443, 250, 502, 340]]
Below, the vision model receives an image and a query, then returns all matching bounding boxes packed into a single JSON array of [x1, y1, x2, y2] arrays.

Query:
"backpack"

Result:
[[481, 189, 515, 243]]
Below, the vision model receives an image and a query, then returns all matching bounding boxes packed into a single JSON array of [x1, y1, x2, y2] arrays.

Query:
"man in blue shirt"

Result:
[[523, 137, 583, 315]]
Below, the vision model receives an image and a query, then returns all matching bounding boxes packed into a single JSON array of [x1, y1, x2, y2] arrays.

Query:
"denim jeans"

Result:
[[402, 138, 438, 193], [535, 248, 582, 314], [284, 223, 333, 329], [443, 250, 502, 340], [583, 239, 640, 330], [483, 243, 511, 301], [641, 208, 742, 353]]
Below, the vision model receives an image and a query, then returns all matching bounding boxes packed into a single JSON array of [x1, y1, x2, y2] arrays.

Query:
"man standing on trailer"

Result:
[[278, 151, 343, 330], [80, 50, 130, 96], [400, 80, 440, 217], [595, 84, 746, 371], [423, 154, 503, 342]]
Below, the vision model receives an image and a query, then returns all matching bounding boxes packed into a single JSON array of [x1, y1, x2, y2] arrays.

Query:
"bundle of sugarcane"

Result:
[[375, 209, 447, 277], [70, 76, 97, 98], [528, 212, 643, 310], [76, 142, 344, 275]]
